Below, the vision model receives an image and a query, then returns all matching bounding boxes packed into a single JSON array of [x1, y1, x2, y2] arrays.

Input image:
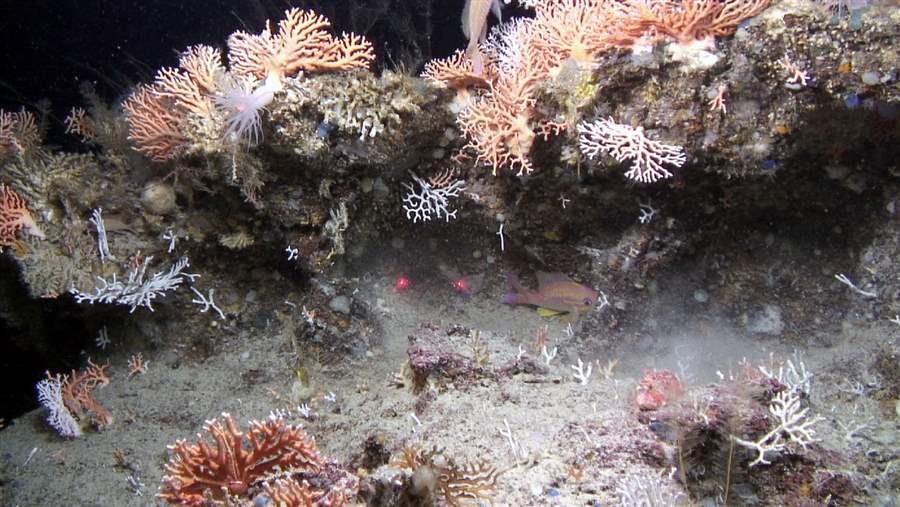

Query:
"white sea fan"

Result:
[[482, 17, 534, 75], [36, 374, 82, 438]]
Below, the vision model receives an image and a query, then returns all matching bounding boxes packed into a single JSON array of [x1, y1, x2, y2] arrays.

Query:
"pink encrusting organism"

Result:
[[0, 184, 44, 252]]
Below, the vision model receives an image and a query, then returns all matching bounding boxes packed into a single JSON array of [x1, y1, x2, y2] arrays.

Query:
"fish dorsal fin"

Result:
[[536, 271, 570, 290], [461, 0, 472, 39]]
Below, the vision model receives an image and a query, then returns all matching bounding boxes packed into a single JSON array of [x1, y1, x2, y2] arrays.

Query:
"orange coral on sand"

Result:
[[227, 8, 375, 89], [60, 358, 114, 429], [159, 413, 324, 506], [0, 184, 44, 252]]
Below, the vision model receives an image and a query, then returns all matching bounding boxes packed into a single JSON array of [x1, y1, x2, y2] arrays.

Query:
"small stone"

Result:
[[329, 295, 351, 315], [141, 181, 176, 216], [861, 71, 881, 85], [372, 177, 390, 198], [745, 305, 784, 335], [693, 289, 709, 303]]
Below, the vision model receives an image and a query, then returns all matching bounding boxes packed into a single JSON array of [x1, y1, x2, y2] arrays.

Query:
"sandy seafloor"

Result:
[[0, 244, 899, 507]]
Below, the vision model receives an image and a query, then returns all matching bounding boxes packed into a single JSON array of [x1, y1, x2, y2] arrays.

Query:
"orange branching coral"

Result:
[[456, 34, 549, 176], [64, 107, 95, 143], [435, 0, 771, 176], [527, 0, 644, 73], [122, 85, 189, 161], [0, 108, 40, 160], [123, 45, 224, 161], [421, 49, 494, 105], [154, 45, 225, 117], [0, 184, 44, 252], [227, 8, 375, 88], [60, 358, 114, 429], [625, 0, 771, 44], [159, 413, 324, 506], [458, 75, 539, 176]]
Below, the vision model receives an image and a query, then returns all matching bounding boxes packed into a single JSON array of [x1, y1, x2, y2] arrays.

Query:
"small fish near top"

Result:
[[504, 272, 598, 319]]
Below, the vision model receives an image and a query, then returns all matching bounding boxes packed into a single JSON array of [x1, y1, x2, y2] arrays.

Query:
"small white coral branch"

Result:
[[497, 418, 524, 465], [733, 389, 824, 467], [89, 208, 113, 263], [758, 353, 813, 396], [577, 117, 686, 183], [190, 287, 226, 320], [570, 357, 592, 385], [541, 344, 557, 366], [401, 170, 466, 223], [834, 273, 877, 298]]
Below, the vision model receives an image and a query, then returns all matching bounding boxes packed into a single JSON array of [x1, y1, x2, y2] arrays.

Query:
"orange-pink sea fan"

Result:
[[227, 8, 375, 89], [122, 85, 189, 162], [0, 184, 44, 252]]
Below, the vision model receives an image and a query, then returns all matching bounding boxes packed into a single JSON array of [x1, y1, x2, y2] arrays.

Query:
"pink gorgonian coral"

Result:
[[0, 184, 44, 252], [227, 8, 375, 90]]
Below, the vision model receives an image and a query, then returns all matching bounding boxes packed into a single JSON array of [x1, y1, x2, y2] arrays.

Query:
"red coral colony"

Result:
[[159, 413, 346, 506]]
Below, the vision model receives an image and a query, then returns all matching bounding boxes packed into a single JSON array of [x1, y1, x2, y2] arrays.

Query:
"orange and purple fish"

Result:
[[503, 272, 598, 318]]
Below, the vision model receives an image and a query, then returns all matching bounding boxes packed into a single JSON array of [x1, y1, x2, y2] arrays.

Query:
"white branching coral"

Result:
[[734, 389, 824, 466], [401, 169, 466, 223], [35, 373, 82, 438], [577, 117, 687, 183], [70, 256, 198, 312]]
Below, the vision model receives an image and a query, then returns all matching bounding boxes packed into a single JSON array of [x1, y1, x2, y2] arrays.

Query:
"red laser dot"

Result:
[[394, 275, 410, 292], [453, 278, 468, 292]]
